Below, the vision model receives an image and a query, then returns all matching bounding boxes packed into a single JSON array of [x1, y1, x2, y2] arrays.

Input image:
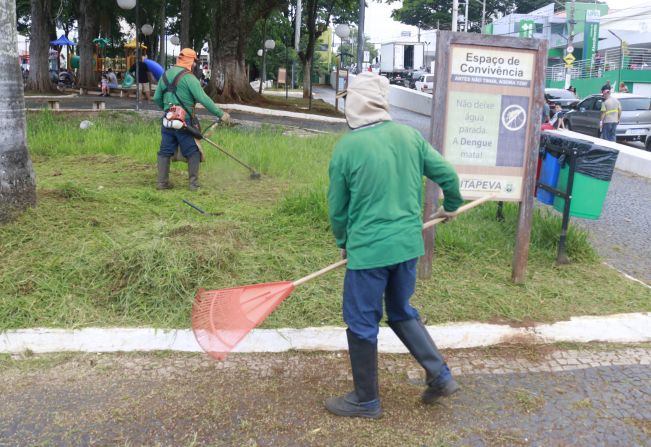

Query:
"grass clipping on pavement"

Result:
[[0, 111, 648, 330]]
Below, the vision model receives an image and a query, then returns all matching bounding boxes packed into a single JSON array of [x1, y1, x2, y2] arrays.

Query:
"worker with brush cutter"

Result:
[[326, 72, 463, 419], [153, 48, 231, 191]]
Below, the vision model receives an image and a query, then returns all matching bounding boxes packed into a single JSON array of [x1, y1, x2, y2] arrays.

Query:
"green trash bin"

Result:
[[553, 143, 619, 220]]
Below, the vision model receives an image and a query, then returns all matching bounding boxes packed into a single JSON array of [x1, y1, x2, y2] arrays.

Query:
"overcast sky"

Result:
[[364, 0, 651, 43]]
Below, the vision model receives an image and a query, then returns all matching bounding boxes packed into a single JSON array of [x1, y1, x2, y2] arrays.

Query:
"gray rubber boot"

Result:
[[325, 329, 382, 419], [388, 318, 460, 404], [156, 155, 172, 190], [187, 152, 201, 191]]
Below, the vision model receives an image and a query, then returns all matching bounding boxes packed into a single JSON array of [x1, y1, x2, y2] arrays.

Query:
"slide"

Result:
[[144, 59, 164, 81]]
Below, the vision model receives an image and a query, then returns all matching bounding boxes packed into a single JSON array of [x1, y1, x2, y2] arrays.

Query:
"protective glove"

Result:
[[220, 112, 232, 125], [341, 249, 347, 260], [431, 206, 457, 223]]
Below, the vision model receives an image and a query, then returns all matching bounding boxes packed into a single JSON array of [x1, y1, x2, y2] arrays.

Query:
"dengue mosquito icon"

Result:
[[501, 104, 527, 131]]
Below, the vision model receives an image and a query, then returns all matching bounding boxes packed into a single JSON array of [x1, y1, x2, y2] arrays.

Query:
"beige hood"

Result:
[[340, 72, 392, 129]]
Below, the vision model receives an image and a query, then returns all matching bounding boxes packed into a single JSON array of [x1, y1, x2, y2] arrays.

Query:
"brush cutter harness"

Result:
[[159, 69, 205, 162], [160, 70, 200, 133]]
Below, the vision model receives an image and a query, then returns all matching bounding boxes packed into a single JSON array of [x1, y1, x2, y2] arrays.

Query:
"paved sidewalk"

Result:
[[1, 345, 649, 446]]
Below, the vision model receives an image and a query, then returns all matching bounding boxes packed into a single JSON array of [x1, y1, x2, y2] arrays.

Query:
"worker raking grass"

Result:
[[325, 72, 464, 419]]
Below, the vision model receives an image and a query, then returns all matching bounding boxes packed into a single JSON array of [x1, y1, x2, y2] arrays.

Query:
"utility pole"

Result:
[[357, 0, 365, 74], [452, 0, 459, 32], [566, 0, 576, 88], [293, 0, 302, 89], [481, 0, 486, 33], [464, 0, 469, 32]]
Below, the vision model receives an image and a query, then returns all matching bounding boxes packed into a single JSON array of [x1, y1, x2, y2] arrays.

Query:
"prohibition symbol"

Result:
[[501, 104, 527, 131]]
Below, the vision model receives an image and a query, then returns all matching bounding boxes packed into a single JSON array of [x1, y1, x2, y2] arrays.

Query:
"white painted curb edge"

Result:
[[1, 313, 649, 355]]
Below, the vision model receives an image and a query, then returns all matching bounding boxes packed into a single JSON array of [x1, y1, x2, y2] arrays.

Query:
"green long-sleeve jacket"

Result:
[[153, 66, 224, 121], [328, 121, 463, 270]]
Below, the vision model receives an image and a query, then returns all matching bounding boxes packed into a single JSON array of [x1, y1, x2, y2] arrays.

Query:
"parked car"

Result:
[[564, 93, 651, 143], [414, 74, 434, 94], [544, 88, 579, 111], [408, 70, 427, 89], [388, 72, 408, 87]]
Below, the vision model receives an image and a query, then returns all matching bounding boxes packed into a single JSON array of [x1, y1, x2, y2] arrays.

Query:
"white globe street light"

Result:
[[117, 0, 136, 9], [170, 36, 180, 46], [141, 24, 153, 36], [335, 24, 350, 39], [264, 39, 276, 50], [257, 49, 263, 57]]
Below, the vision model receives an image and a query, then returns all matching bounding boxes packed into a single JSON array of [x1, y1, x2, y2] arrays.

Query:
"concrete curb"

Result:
[[1, 313, 649, 355]]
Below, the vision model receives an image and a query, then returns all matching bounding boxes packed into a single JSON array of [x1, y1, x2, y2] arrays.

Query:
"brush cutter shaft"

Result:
[[202, 136, 258, 174], [292, 195, 496, 286]]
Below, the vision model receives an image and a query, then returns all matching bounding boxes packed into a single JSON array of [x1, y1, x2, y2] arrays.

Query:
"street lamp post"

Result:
[[170, 35, 180, 67], [334, 24, 350, 112], [259, 39, 276, 94], [117, 0, 140, 111]]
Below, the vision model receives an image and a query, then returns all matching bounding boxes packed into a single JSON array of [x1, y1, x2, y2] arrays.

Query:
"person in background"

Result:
[[600, 87, 622, 142], [619, 82, 629, 93], [601, 80, 612, 94], [129, 56, 151, 101], [99, 74, 109, 97], [106, 68, 118, 95], [550, 103, 566, 129], [325, 72, 463, 419]]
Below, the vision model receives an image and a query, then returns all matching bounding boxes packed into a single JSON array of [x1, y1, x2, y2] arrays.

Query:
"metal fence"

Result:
[[546, 47, 651, 81]]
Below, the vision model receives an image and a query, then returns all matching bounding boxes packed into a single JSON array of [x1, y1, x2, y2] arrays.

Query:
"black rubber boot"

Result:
[[156, 155, 172, 190], [187, 152, 201, 191], [388, 318, 460, 404], [325, 329, 382, 418]]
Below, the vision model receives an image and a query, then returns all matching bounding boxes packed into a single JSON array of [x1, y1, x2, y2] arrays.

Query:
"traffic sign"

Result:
[[563, 53, 576, 65], [566, 46, 574, 53]]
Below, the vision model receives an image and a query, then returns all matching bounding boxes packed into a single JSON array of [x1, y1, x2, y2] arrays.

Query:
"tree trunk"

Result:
[[78, 0, 100, 89], [158, 0, 166, 66], [180, 0, 192, 49], [302, 58, 311, 99], [27, 0, 54, 92], [206, 0, 287, 103], [207, 1, 258, 103], [1, 0, 37, 222]]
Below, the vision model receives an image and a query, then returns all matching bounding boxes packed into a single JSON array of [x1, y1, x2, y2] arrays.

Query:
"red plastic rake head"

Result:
[[191, 281, 295, 360]]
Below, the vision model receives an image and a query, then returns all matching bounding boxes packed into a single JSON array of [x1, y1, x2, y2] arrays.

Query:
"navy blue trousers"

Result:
[[158, 126, 199, 158], [343, 258, 420, 344]]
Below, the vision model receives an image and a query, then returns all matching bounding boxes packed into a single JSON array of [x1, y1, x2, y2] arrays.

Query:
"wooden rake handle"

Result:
[[292, 194, 497, 287]]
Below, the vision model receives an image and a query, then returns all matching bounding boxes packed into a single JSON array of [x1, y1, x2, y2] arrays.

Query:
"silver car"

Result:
[[564, 93, 651, 144]]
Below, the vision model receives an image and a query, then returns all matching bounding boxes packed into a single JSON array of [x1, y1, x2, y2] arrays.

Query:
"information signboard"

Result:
[[423, 31, 548, 283], [443, 44, 536, 201]]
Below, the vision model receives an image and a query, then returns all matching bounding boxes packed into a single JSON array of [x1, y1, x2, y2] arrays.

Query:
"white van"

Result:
[[415, 74, 434, 94]]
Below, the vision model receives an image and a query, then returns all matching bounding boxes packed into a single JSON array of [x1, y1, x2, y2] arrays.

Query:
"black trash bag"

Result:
[[573, 144, 619, 181], [541, 134, 619, 181]]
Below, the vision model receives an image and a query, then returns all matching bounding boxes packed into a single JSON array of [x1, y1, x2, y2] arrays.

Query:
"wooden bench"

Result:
[[46, 100, 60, 111], [92, 100, 106, 111]]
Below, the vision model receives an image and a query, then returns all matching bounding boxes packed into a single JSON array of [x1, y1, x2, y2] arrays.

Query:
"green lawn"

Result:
[[0, 111, 648, 330]]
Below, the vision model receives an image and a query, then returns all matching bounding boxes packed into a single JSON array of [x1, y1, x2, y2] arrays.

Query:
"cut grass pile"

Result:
[[1, 111, 648, 330]]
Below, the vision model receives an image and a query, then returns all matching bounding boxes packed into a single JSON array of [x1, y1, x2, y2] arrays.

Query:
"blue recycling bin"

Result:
[[537, 152, 561, 205]]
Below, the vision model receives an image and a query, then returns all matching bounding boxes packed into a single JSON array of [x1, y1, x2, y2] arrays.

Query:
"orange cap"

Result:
[[176, 48, 198, 71]]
